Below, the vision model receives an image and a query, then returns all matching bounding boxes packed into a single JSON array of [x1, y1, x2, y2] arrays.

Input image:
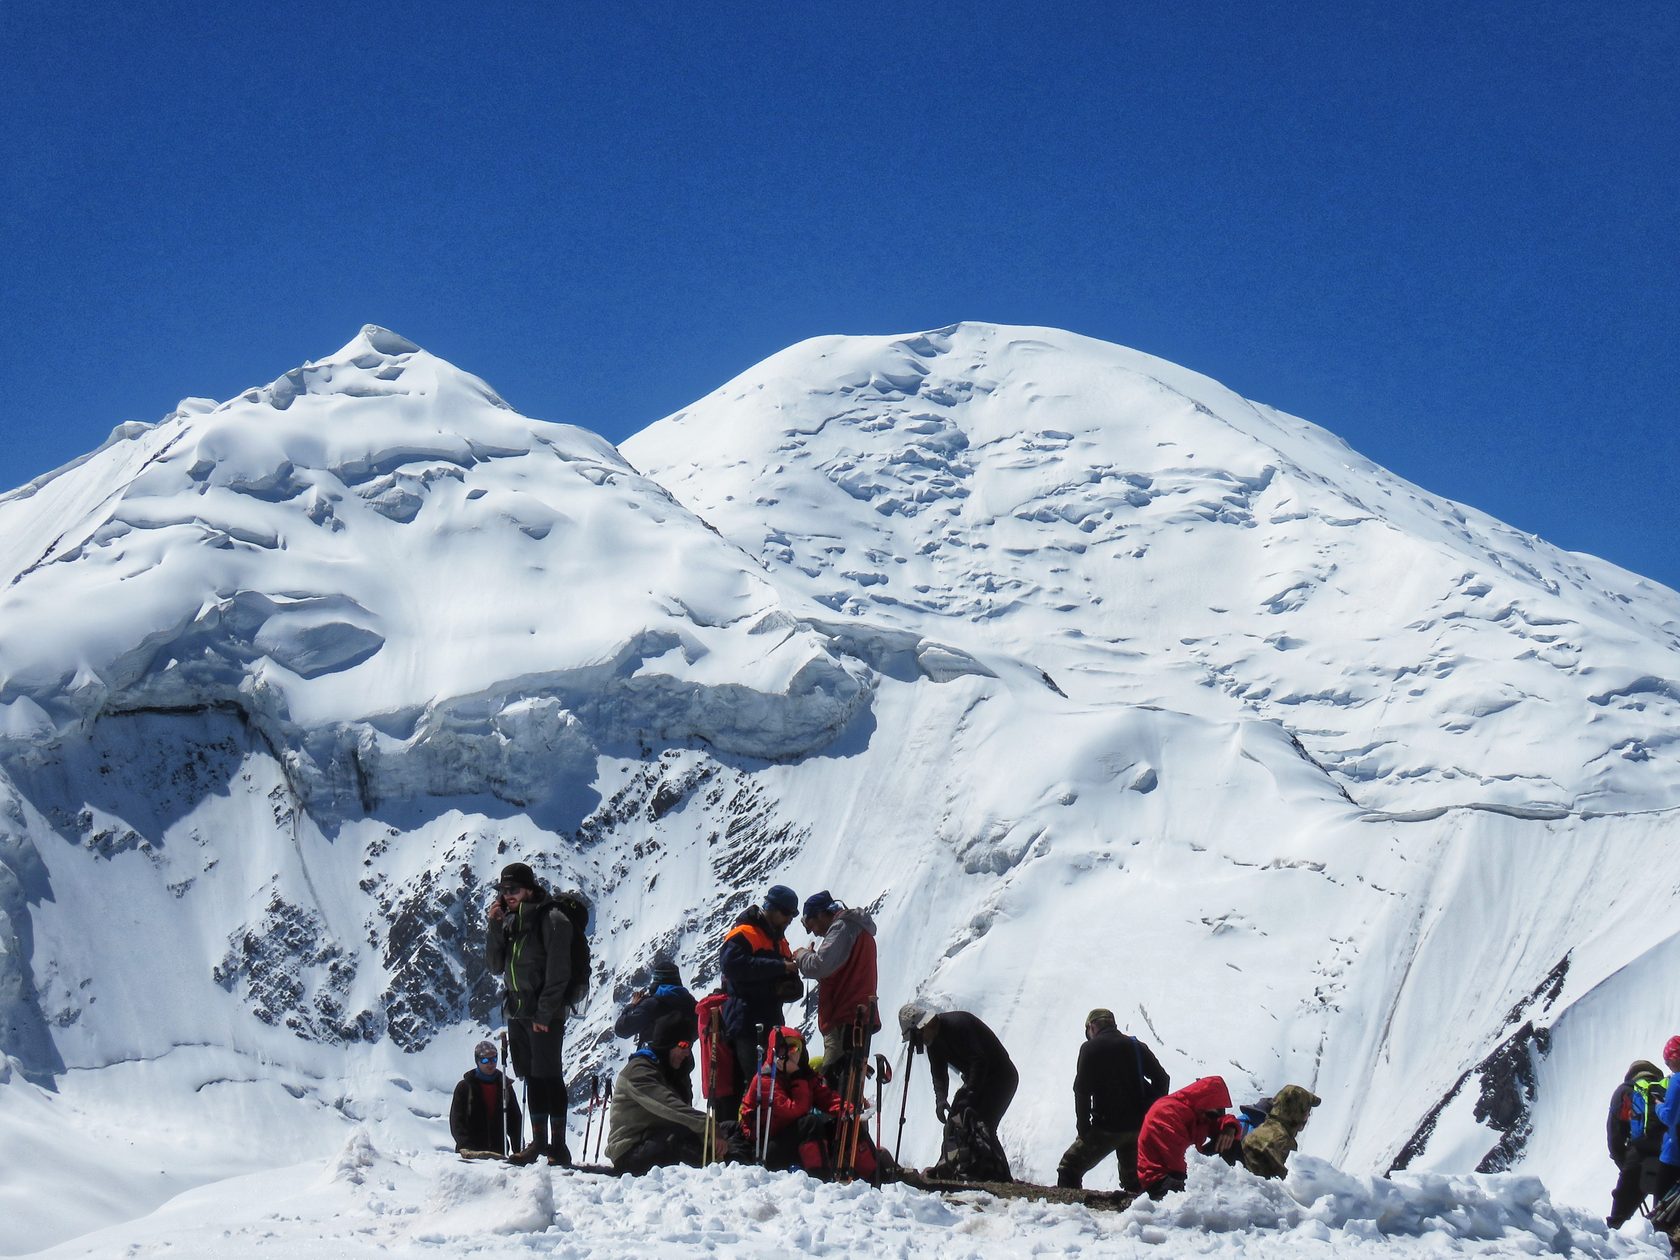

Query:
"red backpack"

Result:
[[696, 992, 734, 1098]]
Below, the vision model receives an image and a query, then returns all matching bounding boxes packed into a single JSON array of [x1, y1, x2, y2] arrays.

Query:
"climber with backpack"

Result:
[[1055, 1008, 1170, 1192], [1606, 1058, 1667, 1228], [485, 861, 591, 1166]]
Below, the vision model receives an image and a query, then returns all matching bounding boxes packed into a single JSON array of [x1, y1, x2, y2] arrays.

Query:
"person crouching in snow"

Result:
[[449, 1039, 523, 1157], [1136, 1076, 1243, 1197], [606, 1016, 708, 1175], [1240, 1084, 1321, 1179], [738, 1026, 876, 1180]]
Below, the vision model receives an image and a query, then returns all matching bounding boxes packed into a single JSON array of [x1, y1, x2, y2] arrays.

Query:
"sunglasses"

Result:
[[477, 1055, 496, 1064]]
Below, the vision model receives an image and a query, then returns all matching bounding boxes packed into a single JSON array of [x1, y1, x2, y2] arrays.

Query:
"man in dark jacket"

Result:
[[449, 1039, 524, 1157], [614, 953, 698, 1049], [795, 891, 878, 1099], [606, 1015, 708, 1175], [718, 885, 802, 1114], [900, 1003, 1019, 1134], [485, 861, 574, 1164], [1055, 1009, 1170, 1191], [1608, 1058, 1667, 1228]]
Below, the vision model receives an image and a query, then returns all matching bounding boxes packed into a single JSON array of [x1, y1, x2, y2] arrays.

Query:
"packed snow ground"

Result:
[[26, 1131, 1670, 1259]]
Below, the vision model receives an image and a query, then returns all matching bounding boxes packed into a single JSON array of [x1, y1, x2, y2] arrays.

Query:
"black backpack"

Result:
[[550, 892, 592, 1008]]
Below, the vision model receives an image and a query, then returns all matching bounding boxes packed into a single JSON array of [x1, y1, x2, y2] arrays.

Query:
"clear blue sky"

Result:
[[4, 2, 1676, 589]]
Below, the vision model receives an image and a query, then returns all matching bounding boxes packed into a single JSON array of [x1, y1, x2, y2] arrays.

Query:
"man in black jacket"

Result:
[[717, 885, 802, 1114], [1607, 1058, 1667, 1228], [486, 861, 574, 1164], [450, 1039, 524, 1157], [900, 1003, 1019, 1133], [1055, 1008, 1170, 1191], [614, 953, 698, 1049]]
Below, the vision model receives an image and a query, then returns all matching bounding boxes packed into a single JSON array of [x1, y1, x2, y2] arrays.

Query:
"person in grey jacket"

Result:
[[795, 891, 878, 1097], [606, 1015, 707, 1175]]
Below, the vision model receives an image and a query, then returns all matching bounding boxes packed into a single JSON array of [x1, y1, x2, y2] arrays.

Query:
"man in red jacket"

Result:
[[794, 891, 878, 1100], [1135, 1075, 1243, 1198]]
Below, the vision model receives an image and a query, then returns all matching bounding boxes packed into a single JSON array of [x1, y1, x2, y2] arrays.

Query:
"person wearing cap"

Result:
[[899, 1003, 1019, 1136], [1607, 1058, 1668, 1228], [717, 885, 803, 1116], [1650, 1037, 1680, 1207], [794, 891, 879, 1097], [606, 1011, 708, 1175], [449, 1038, 524, 1157], [1055, 1009, 1170, 1191], [614, 952, 698, 1049], [485, 861, 574, 1164]]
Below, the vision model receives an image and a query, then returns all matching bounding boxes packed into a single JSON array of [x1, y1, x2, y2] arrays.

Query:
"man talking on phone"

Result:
[[486, 861, 574, 1164]]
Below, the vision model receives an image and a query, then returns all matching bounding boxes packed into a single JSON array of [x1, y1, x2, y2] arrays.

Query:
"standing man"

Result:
[[794, 891, 879, 1099], [1055, 1009, 1170, 1191], [717, 885, 803, 1119], [899, 1004, 1018, 1135], [486, 861, 573, 1165]]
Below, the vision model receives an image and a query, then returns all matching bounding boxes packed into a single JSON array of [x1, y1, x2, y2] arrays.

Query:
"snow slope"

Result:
[[3, 325, 1679, 1254], [25, 1132, 1671, 1259]]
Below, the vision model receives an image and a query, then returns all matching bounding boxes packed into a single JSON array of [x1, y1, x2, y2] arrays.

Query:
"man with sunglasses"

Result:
[[486, 861, 574, 1164], [449, 1039, 524, 1158], [794, 891, 878, 1099]]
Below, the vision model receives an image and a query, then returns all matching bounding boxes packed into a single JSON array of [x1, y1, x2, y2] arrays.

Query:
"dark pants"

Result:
[[613, 1129, 702, 1176], [508, 1020, 568, 1159], [957, 1071, 1018, 1134], [1058, 1127, 1142, 1192]]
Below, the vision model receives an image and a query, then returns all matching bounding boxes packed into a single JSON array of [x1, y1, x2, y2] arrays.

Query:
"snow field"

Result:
[[26, 1130, 1669, 1259]]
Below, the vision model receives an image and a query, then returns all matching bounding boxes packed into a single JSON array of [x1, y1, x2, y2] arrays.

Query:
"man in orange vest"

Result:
[[718, 885, 802, 1117]]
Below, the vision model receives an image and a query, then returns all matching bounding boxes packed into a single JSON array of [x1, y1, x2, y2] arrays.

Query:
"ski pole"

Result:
[[894, 1043, 916, 1165], [874, 1052, 892, 1150], [593, 1077, 611, 1164], [702, 1006, 720, 1164], [500, 1029, 515, 1159], [759, 1028, 780, 1165], [838, 1006, 867, 1178], [583, 1077, 599, 1163]]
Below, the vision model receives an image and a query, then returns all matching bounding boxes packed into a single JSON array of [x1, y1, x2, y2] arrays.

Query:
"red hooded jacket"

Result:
[[1136, 1076, 1242, 1187], [737, 1028, 843, 1143]]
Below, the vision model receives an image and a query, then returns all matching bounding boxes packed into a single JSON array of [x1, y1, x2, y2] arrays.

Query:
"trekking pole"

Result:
[[874, 1053, 892, 1151], [702, 1006, 720, 1164], [500, 1030, 515, 1159], [593, 1077, 611, 1164], [838, 1005, 868, 1178], [582, 1077, 599, 1163], [758, 1028, 779, 1165], [894, 1043, 916, 1165]]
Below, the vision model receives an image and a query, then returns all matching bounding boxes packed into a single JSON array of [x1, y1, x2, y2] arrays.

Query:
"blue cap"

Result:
[[802, 890, 837, 919], [764, 885, 799, 915]]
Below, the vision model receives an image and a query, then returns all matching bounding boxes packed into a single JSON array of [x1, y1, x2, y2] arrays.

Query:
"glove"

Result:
[[935, 1099, 949, 1124]]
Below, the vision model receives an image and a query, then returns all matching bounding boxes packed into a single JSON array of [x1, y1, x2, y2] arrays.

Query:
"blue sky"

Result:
[[3, 2, 1676, 589]]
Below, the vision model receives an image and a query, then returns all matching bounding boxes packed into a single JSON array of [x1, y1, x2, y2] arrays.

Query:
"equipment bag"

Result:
[[927, 1100, 1013, 1184], [696, 993, 734, 1099], [1650, 1181, 1680, 1232]]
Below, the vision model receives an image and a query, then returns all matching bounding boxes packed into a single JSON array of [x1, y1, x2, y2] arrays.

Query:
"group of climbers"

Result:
[[462, 864, 1322, 1196], [1604, 1037, 1680, 1233]]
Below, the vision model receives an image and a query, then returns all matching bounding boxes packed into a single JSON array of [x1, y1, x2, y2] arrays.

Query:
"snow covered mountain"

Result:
[[2, 324, 1677, 1254]]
